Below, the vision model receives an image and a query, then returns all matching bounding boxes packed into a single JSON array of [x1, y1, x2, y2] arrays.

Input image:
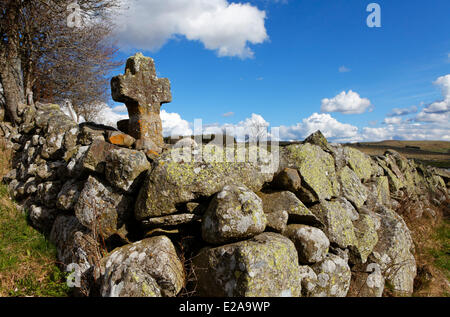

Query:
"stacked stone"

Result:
[[0, 56, 448, 298]]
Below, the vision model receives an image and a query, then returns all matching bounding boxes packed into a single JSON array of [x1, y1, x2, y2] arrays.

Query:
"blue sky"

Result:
[[103, 0, 450, 142]]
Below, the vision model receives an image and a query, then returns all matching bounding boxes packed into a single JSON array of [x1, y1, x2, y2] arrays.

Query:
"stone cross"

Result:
[[111, 53, 172, 153]]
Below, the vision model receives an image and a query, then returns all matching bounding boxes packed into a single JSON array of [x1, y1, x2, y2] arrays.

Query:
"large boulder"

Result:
[[74, 176, 132, 239], [105, 148, 150, 192], [282, 143, 340, 203], [97, 236, 185, 297], [193, 232, 302, 297], [283, 224, 329, 264], [135, 144, 276, 220], [202, 185, 267, 245]]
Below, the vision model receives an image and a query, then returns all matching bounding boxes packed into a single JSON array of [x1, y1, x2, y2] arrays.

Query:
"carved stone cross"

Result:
[[111, 53, 172, 152]]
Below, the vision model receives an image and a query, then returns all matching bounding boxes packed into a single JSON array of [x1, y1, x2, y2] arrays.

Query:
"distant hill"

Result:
[[344, 140, 450, 169]]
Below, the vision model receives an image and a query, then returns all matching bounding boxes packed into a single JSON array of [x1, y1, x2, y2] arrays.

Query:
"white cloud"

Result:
[[338, 66, 351, 73], [161, 109, 193, 137], [278, 113, 360, 143], [362, 123, 450, 142], [116, 0, 268, 58], [415, 74, 450, 123], [111, 105, 128, 113], [383, 117, 403, 125], [95, 106, 129, 127], [321, 90, 372, 114], [386, 106, 418, 117]]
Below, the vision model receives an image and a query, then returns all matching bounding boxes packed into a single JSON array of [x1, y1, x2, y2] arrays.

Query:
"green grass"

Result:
[[0, 183, 70, 297], [428, 220, 450, 280]]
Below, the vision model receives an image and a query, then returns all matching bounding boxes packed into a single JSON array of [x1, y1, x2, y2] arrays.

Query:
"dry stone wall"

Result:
[[0, 102, 448, 297]]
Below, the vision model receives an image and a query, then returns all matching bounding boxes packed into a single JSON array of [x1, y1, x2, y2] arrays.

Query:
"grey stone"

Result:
[[202, 184, 267, 245]]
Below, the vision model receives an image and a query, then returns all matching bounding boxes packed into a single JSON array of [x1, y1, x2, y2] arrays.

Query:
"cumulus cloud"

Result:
[[95, 106, 129, 127], [161, 110, 193, 137], [383, 117, 403, 125], [278, 113, 360, 143], [115, 0, 268, 58], [415, 74, 450, 123], [321, 90, 372, 114]]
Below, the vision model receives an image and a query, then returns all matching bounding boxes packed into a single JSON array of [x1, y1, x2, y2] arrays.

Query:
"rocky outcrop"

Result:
[[1, 56, 448, 298]]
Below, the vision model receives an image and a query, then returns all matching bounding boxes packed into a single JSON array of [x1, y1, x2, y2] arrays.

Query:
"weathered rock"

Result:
[[135, 144, 276, 220], [364, 176, 391, 209], [97, 236, 185, 297], [111, 53, 171, 152], [107, 131, 136, 148], [343, 147, 374, 181], [350, 214, 379, 264], [29, 204, 58, 234], [369, 206, 416, 296], [66, 145, 89, 178], [141, 213, 200, 228], [298, 265, 319, 297], [271, 167, 302, 193], [82, 139, 120, 174], [75, 176, 132, 239], [105, 148, 150, 192], [36, 181, 63, 208], [338, 166, 368, 208], [310, 199, 358, 249], [283, 224, 329, 264], [193, 232, 302, 297], [303, 130, 331, 151], [202, 185, 267, 245], [56, 180, 84, 211], [348, 263, 385, 297], [265, 209, 289, 233], [282, 143, 340, 202], [50, 215, 101, 296], [310, 254, 351, 297], [35, 104, 78, 160], [78, 124, 106, 145], [258, 191, 322, 230]]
